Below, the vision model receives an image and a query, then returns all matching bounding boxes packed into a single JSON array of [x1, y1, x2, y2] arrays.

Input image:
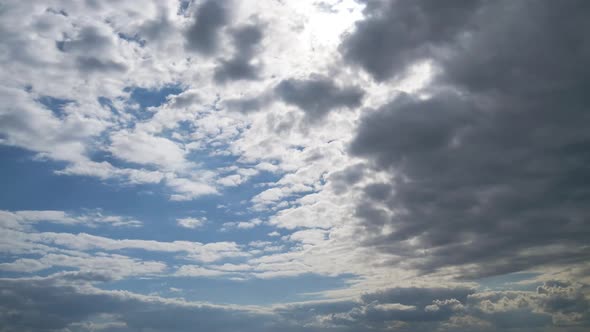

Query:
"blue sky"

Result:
[[1, 1, 590, 331]]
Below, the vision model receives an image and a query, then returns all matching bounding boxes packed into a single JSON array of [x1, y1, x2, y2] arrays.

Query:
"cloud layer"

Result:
[[1, 0, 589, 331]]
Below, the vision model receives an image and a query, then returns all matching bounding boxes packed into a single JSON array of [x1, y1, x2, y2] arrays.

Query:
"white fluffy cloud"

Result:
[[177, 217, 206, 229]]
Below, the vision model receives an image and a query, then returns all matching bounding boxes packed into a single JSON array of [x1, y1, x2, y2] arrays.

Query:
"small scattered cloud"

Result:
[[176, 217, 206, 229]]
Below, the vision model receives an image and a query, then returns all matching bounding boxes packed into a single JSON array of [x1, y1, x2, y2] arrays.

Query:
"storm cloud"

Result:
[[340, 0, 480, 81], [348, 0, 590, 277]]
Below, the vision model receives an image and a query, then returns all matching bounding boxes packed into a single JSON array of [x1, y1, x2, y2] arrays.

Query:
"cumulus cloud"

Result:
[[275, 75, 364, 121], [275, 283, 590, 331], [109, 130, 189, 169], [221, 218, 263, 231], [177, 217, 206, 229], [340, 0, 480, 81], [185, 0, 230, 55], [214, 23, 265, 83], [347, 0, 590, 278], [0, 86, 106, 163]]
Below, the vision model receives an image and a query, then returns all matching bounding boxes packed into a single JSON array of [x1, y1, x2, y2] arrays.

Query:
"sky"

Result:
[[0, 0, 589, 331]]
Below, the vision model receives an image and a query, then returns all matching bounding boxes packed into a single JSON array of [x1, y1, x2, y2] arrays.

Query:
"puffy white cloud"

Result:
[[221, 218, 263, 231], [109, 130, 189, 170], [166, 175, 218, 201], [177, 217, 206, 229]]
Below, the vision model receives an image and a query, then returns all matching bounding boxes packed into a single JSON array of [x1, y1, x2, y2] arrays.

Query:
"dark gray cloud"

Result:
[[137, 11, 175, 44], [214, 57, 259, 82], [57, 26, 112, 53], [348, 0, 590, 277], [214, 24, 264, 83], [438, 1, 590, 100], [232, 24, 263, 50], [1, 275, 587, 332], [340, 0, 480, 81], [537, 281, 590, 321], [56, 26, 128, 73], [0, 274, 273, 332], [281, 284, 590, 331], [466, 281, 590, 328], [224, 94, 271, 113], [185, 0, 229, 55], [75, 56, 127, 73], [328, 163, 366, 195], [223, 75, 364, 119], [275, 75, 364, 121]]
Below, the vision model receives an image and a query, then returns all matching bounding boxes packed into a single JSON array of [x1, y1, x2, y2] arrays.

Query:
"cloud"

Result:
[[35, 232, 246, 262], [166, 175, 218, 201], [269, 200, 345, 229], [175, 265, 232, 277], [1, 1, 590, 330], [464, 281, 590, 329], [347, 0, 590, 278], [0, 252, 166, 278], [222, 218, 263, 231], [276, 284, 586, 331], [177, 217, 206, 229], [275, 75, 364, 121], [0, 274, 274, 332], [57, 24, 128, 73], [0, 209, 142, 230], [0, 226, 247, 264], [57, 26, 113, 53], [109, 130, 188, 169], [214, 23, 265, 83], [3, 275, 587, 332], [223, 93, 273, 113], [0, 86, 106, 163], [185, 0, 230, 55], [339, 0, 480, 81], [328, 163, 366, 195], [0, 2, 220, 202], [75, 56, 127, 73], [361, 287, 474, 310], [136, 9, 176, 46]]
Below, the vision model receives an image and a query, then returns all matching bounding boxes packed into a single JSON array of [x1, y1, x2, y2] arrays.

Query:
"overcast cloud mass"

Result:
[[1, 1, 590, 331]]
